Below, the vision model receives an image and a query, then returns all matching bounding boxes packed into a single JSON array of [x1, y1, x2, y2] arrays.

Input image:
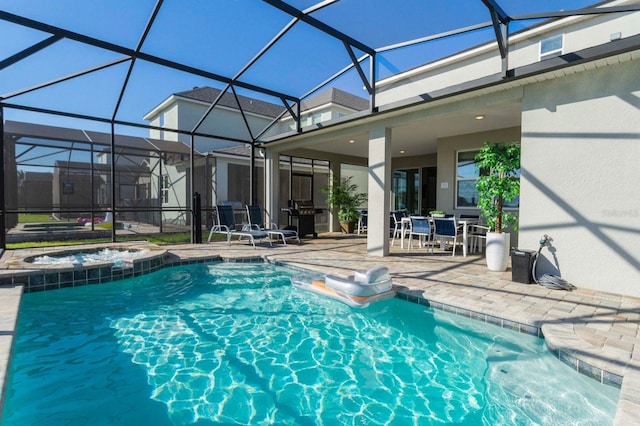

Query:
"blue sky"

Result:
[[0, 0, 597, 135]]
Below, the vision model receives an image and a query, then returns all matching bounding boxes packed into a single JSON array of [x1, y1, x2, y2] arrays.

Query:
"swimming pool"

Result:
[[2, 262, 619, 425]]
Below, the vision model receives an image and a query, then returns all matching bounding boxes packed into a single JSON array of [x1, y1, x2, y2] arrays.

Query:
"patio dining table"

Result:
[[401, 216, 479, 256]]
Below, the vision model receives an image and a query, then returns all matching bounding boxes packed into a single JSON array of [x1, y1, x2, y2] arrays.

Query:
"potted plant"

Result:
[[475, 142, 521, 271], [428, 210, 446, 217], [321, 176, 367, 234]]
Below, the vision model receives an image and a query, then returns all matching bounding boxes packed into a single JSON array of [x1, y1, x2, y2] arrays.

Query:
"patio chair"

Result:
[[246, 205, 299, 245], [390, 211, 406, 246], [407, 216, 434, 253], [357, 209, 368, 234], [207, 205, 271, 248], [433, 217, 464, 257], [467, 224, 491, 254]]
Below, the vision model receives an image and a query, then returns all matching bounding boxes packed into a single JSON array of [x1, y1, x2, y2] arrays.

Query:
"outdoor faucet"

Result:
[[539, 234, 549, 248]]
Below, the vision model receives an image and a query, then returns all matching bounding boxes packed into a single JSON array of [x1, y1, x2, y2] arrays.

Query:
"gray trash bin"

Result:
[[511, 249, 537, 284]]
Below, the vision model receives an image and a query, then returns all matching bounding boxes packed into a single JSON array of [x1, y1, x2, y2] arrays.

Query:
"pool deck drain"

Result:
[[1, 235, 639, 424]]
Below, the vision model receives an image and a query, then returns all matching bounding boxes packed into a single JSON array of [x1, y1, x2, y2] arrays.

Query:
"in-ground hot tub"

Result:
[[12, 244, 168, 292], [27, 247, 150, 267]]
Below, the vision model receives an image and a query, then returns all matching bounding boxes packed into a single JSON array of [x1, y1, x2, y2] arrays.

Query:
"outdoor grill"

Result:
[[285, 200, 318, 238]]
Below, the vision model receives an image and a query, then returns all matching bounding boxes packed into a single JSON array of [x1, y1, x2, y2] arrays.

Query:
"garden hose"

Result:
[[533, 235, 575, 290]]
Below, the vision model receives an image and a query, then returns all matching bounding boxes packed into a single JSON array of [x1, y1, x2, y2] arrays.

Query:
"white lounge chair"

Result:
[[207, 205, 271, 248], [246, 205, 299, 245]]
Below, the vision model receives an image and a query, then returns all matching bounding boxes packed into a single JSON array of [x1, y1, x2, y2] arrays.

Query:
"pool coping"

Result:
[[275, 259, 624, 388], [1, 249, 638, 424], [0, 243, 168, 292]]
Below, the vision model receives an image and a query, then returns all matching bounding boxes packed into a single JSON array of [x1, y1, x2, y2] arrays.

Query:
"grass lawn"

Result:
[[18, 213, 74, 223], [6, 232, 229, 249]]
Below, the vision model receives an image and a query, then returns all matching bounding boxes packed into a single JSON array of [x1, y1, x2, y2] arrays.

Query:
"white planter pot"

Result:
[[485, 232, 510, 272]]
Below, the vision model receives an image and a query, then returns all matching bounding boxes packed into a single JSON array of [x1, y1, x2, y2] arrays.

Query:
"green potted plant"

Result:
[[475, 142, 521, 271], [321, 176, 367, 234]]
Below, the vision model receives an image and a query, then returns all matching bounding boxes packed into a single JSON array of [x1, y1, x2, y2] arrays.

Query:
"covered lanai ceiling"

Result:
[[1, 0, 639, 151]]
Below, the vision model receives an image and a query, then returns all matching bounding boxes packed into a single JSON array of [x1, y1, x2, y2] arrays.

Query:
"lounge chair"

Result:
[[246, 205, 299, 245], [207, 205, 271, 248]]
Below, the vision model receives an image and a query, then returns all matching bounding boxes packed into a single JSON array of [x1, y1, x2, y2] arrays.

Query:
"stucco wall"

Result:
[[170, 101, 273, 151], [519, 58, 640, 297], [437, 126, 522, 218], [377, 6, 640, 107]]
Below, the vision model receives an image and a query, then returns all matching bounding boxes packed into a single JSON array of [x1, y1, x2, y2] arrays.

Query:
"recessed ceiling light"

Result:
[[475, 115, 485, 120], [400, 149, 405, 154], [348, 139, 355, 143]]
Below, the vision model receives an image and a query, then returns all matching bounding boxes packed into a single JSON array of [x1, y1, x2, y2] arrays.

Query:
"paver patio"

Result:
[[1, 234, 638, 424]]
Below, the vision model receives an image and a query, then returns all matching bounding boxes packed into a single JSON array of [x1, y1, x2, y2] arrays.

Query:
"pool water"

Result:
[[2, 263, 619, 425]]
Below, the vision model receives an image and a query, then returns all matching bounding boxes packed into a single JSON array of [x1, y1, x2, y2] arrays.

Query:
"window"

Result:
[[159, 114, 164, 140], [540, 34, 563, 60], [393, 169, 419, 213], [160, 175, 169, 203], [456, 150, 482, 208], [456, 149, 520, 209], [310, 112, 322, 125]]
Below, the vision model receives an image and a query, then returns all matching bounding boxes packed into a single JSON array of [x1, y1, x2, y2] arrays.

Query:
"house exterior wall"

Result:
[[160, 162, 189, 225], [275, 104, 364, 134], [392, 153, 437, 171], [508, 9, 640, 67], [148, 103, 179, 142], [19, 172, 52, 210], [149, 100, 273, 151], [376, 4, 640, 107], [436, 127, 522, 246], [519, 58, 640, 297], [183, 102, 274, 151]]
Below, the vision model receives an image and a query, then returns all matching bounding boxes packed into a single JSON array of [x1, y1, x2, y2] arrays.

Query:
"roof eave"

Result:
[[262, 35, 640, 147]]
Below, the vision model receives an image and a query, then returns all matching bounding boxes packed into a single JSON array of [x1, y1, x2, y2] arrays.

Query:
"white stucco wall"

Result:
[[377, 6, 640, 107], [148, 104, 180, 142], [341, 163, 368, 205], [175, 102, 273, 151], [437, 127, 522, 247], [519, 58, 640, 297]]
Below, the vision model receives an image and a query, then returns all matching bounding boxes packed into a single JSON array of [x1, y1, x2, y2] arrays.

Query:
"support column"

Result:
[[0, 104, 5, 249], [367, 126, 392, 256], [327, 160, 342, 232], [110, 122, 116, 243], [264, 149, 279, 227]]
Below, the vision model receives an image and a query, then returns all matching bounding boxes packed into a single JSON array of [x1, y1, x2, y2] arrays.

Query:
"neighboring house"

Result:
[[261, 0, 640, 297], [144, 87, 367, 225], [144, 86, 285, 152], [280, 88, 370, 131], [18, 171, 52, 210], [3, 120, 192, 227], [53, 161, 152, 221]]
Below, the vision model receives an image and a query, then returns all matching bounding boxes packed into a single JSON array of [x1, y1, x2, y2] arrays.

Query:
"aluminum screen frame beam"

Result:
[[111, 0, 164, 122], [481, 0, 510, 60], [262, 0, 375, 56], [511, 4, 640, 21], [1, 57, 130, 100], [0, 34, 63, 70], [0, 10, 298, 103]]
